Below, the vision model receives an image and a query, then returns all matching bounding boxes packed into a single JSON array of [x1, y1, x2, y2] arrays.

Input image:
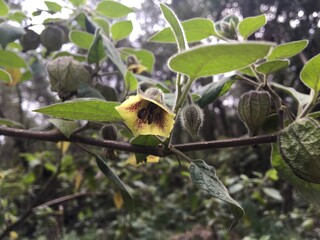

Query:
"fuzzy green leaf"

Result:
[[238, 14, 267, 39], [48, 118, 79, 138], [0, 22, 26, 49], [0, 69, 12, 83], [0, 49, 27, 68], [110, 20, 133, 41], [256, 59, 290, 75], [69, 30, 94, 49], [169, 42, 273, 79], [120, 48, 155, 73], [190, 160, 244, 230], [130, 135, 161, 164], [44, 1, 62, 13], [268, 40, 308, 60], [87, 29, 106, 64], [93, 17, 109, 36], [0, 0, 9, 16], [69, 0, 86, 7], [148, 18, 214, 43], [34, 98, 122, 122], [124, 70, 138, 91], [300, 53, 320, 92], [96, 1, 133, 19], [0, 118, 23, 128]]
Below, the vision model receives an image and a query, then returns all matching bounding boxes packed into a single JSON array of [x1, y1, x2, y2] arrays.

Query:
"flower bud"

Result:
[[40, 25, 65, 53], [19, 28, 40, 52], [238, 90, 271, 136], [142, 87, 165, 104], [180, 104, 204, 137], [101, 124, 118, 141], [47, 56, 92, 98]]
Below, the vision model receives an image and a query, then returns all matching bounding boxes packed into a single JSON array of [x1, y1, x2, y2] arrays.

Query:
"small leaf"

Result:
[[262, 187, 283, 201], [69, 30, 94, 49], [87, 29, 106, 64], [93, 17, 110, 36], [48, 118, 79, 138], [160, 3, 187, 52], [169, 42, 274, 79], [130, 135, 161, 164], [238, 14, 267, 39], [44, 1, 62, 13], [271, 143, 320, 207], [110, 20, 133, 41], [0, 69, 12, 83], [300, 53, 320, 92], [69, 0, 86, 7], [81, 146, 134, 210], [96, 1, 133, 19], [34, 98, 122, 122], [0, 22, 26, 49], [148, 18, 214, 43], [124, 70, 138, 91], [0, 118, 23, 128], [0, 49, 27, 68], [190, 160, 244, 230], [278, 117, 320, 183], [7, 11, 27, 23], [256, 59, 290, 75], [268, 40, 308, 60], [196, 77, 234, 108], [0, 0, 9, 16], [121, 48, 155, 73]]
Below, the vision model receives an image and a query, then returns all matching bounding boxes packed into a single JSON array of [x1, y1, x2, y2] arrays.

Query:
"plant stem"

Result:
[[298, 89, 317, 119], [174, 77, 195, 113]]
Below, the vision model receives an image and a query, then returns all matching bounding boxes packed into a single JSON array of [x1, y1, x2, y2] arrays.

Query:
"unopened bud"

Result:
[[142, 87, 165, 104], [101, 124, 118, 141], [238, 90, 271, 136], [180, 104, 204, 137]]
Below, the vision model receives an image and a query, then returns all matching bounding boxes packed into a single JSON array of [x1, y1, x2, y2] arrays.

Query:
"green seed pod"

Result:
[[180, 104, 204, 137], [47, 56, 92, 98], [19, 28, 40, 52], [238, 90, 271, 136], [101, 124, 118, 141], [40, 25, 65, 53], [279, 117, 320, 183]]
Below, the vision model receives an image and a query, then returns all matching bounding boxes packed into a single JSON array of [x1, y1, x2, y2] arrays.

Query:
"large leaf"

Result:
[[0, 49, 27, 68], [34, 98, 122, 122], [256, 59, 290, 75], [0, 69, 12, 83], [44, 1, 62, 13], [87, 29, 106, 65], [267, 40, 308, 60], [169, 42, 274, 80], [238, 14, 267, 39], [0, 0, 9, 16], [130, 135, 161, 164], [0, 22, 26, 49], [81, 146, 134, 210], [110, 20, 133, 41], [120, 48, 155, 73], [96, 1, 133, 19], [271, 143, 320, 207], [69, 30, 94, 49], [148, 18, 214, 43], [160, 3, 187, 51], [190, 160, 244, 230], [300, 53, 320, 92]]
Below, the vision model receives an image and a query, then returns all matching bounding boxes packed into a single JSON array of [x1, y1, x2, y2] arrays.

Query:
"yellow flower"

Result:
[[115, 88, 175, 138]]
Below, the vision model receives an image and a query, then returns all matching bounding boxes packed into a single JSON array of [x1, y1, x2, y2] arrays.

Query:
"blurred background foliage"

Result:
[[1, 0, 320, 239]]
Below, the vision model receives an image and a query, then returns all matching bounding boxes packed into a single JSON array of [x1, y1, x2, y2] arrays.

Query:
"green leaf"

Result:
[[80, 146, 134, 210], [190, 160, 244, 230], [7, 11, 28, 23], [169, 42, 274, 79], [124, 70, 138, 91], [48, 118, 79, 138], [45, 1, 62, 13], [34, 98, 122, 122], [110, 20, 133, 41], [0, 49, 27, 68], [87, 29, 106, 64], [69, 0, 86, 7], [160, 3, 187, 52], [300, 53, 320, 92], [0, 22, 26, 49], [278, 117, 320, 183], [268, 40, 308, 60], [0, 0, 9, 16], [271, 143, 320, 207], [93, 17, 110, 36], [96, 1, 133, 19], [69, 30, 94, 49], [0, 118, 23, 128], [130, 135, 161, 164], [148, 18, 214, 43], [256, 59, 290, 75], [238, 14, 267, 39], [271, 82, 311, 116], [196, 77, 233, 107], [0, 69, 12, 83], [120, 48, 155, 73]]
